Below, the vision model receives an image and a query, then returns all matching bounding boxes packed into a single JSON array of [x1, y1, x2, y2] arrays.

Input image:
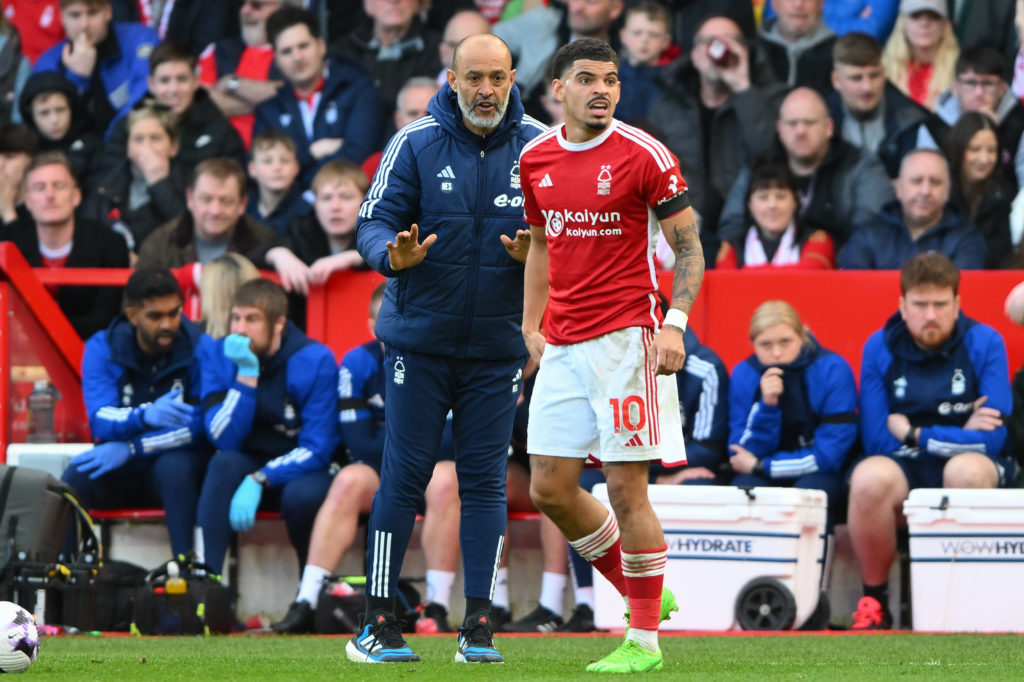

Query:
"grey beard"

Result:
[[457, 89, 509, 131]]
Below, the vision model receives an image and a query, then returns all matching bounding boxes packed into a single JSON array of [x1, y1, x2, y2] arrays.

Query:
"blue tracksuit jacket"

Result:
[[730, 336, 859, 478], [860, 312, 1010, 460], [200, 322, 340, 486], [35, 22, 158, 138], [356, 82, 546, 360], [337, 340, 386, 471], [82, 314, 203, 455], [650, 328, 730, 477]]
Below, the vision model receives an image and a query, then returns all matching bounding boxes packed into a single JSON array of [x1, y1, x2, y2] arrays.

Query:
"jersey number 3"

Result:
[[609, 396, 646, 433]]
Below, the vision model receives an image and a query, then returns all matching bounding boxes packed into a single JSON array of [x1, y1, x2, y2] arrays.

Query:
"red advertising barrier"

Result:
[[307, 269, 1024, 381], [3, 238, 1022, 456]]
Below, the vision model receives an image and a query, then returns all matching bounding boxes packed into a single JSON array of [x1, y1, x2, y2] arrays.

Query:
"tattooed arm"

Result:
[[653, 206, 704, 375]]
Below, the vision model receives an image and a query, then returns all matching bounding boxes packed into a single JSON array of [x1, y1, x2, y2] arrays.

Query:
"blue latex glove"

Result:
[[71, 442, 133, 479], [224, 334, 260, 378], [142, 389, 197, 430], [229, 475, 263, 532]]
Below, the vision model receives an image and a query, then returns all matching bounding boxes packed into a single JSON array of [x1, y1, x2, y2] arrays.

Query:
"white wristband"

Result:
[[663, 308, 687, 331]]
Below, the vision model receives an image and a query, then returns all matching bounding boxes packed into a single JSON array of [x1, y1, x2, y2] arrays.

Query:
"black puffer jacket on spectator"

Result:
[[100, 89, 245, 177], [647, 51, 785, 258], [80, 156, 189, 252]]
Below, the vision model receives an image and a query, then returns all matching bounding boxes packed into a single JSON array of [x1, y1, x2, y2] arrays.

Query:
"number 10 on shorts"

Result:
[[609, 395, 646, 433]]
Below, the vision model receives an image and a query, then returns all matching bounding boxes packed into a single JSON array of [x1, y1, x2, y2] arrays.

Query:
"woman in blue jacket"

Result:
[[728, 300, 859, 527]]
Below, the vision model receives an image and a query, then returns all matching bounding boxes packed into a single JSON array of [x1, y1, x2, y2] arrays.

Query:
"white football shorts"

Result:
[[527, 326, 687, 464]]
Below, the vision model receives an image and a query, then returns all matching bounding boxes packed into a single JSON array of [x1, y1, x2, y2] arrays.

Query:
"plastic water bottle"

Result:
[[26, 380, 56, 443], [165, 561, 187, 595]]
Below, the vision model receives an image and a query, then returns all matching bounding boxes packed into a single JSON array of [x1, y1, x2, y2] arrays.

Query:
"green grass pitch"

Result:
[[25, 632, 1024, 680]]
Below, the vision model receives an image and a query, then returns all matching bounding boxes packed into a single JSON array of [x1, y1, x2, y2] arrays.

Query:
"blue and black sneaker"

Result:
[[455, 610, 503, 664], [346, 610, 420, 663]]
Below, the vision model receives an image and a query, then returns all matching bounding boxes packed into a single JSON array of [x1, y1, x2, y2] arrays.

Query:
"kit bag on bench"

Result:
[[0, 464, 76, 567], [131, 558, 233, 635], [315, 576, 421, 634]]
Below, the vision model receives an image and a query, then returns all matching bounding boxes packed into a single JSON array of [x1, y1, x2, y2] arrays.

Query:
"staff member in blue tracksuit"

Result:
[[64, 268, 205, 558], [195, 278, 339, 575], [253, 6, 383, 187], [34, 0, 157, 139], [728, 299, 858, 520], [848, 252, 1015, 631], [346, 33, 545, 665]]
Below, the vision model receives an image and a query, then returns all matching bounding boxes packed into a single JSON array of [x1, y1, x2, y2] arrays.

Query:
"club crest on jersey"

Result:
[[893, 376, 907, 400], [393, 356, 406, 385], [544, 210, 565, 237], [509, 161, 521, 189], [597, 164, 612, 195], [951, 369, 966, 396]]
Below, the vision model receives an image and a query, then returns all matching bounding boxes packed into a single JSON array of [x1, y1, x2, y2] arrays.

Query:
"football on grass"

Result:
[[0, 601, 38, 673]]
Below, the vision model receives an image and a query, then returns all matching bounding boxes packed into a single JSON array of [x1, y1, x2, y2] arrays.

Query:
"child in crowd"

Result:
[[18, 71, 100, 186], [616, 1, 673, 124], [80, 100, 188, 253], [263, 160, 368, 295], [715, 159, 835, 269], [246, 130, 311, 235]]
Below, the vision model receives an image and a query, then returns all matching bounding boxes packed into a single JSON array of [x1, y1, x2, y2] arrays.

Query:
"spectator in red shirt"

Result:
[[198, 0, 288, 149], [2, 0, 64, 63]]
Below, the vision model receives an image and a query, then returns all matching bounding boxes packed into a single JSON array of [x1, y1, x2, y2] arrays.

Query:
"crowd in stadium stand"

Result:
[[2, 0, 1024, 635]]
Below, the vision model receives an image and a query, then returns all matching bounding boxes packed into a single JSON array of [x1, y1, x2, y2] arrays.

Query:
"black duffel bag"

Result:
[[131, 558, 233, 635]]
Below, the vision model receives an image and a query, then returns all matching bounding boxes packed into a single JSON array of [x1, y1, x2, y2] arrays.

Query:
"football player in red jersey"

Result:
[[519, 37, 704, 674]]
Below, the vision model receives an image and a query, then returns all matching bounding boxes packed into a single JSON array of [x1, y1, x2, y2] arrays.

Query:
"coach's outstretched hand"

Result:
[[387, 223, 437, 271], [501, 229, 531, 263], [652, 326, 685, 375]]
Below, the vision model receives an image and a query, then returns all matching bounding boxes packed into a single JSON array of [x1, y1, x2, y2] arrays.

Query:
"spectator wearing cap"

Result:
[[881, 0, 959, 111]]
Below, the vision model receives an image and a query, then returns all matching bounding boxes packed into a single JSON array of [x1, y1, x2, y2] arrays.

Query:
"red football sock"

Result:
[[622, 546, 667, 631], [569, 512, 627, 597]]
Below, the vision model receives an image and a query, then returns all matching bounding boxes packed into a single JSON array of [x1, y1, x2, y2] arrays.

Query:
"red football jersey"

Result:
[[3, 0, 64, 63], [197, 43, 275, 150], [520, 120, 689, 345]]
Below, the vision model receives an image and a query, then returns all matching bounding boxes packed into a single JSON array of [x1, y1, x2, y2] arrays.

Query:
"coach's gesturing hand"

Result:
[[652, 326, 685, 375], [501, 229, 531, 263], [387, 223, 437, 271]]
